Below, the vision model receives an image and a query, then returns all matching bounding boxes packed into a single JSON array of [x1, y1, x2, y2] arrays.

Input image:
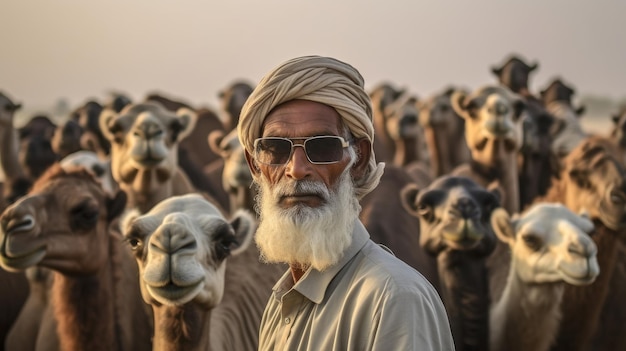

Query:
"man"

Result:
[[238, 55, 455, 350]]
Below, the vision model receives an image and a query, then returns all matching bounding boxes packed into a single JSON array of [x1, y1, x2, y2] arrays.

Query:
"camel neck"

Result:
[[151, 303, 212, 351], [491, 264, 564, 351]]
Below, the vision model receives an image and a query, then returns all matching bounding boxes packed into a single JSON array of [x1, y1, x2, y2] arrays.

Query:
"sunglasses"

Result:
[[253, 136, 350, 165]]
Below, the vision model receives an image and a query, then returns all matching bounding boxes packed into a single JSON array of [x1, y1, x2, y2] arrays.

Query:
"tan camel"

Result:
[[490, 203, 599, 351], [122, 193, 282, 351], [99, 102, 197, 213], [0, 164, 152, 351], [208, 129, 255, 214], [450, 85, 526, 214], [608, 106, 626, 162], [534, 136, 626, 350], [401, 175, 500, 351], [417, 87, 471, 177]]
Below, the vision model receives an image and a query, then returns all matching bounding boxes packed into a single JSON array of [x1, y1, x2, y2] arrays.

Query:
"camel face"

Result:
[[492, 204, 599, 285], [402, 176, 499, 255], [122, 194, 254, 308], [540, 78, 577, 106], [418, 88, 464, 132], [561, 138, 626, 231], [209, 129, 252, 192], [0, 166, 126, 274], [100, 102, 196, 187], [490, 56, 538, 94], [452, 86, 525, 153], [383, 95, 423, 141]]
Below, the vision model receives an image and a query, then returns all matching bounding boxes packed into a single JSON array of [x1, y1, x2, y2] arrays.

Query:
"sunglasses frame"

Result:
[[253, 135, 351, 166]]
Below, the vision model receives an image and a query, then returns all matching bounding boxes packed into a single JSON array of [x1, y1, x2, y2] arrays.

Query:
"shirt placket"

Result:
[[278, 291, 303, 349]]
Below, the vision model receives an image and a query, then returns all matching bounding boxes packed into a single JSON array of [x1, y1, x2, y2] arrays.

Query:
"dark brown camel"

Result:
[[0, 164, 152, 351], [402, 175, 500, 351]]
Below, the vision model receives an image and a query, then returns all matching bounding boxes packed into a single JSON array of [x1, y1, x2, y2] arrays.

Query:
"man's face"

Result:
[[252, 100, 354, 202], [245, 100, 363, 271]]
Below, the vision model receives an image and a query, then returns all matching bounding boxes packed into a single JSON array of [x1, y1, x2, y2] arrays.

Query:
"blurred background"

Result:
[[2, 0, 625, 132]]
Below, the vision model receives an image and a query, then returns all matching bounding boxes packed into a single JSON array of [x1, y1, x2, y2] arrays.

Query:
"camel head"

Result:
[[557, 137, 626, 232], [51, 119, 83, 159], [417, 87, 464, 130], [540, 78, 583, 112], [121, 194, 255, 309], [16, 115, 59, 179], [208, 129, 252, 194], [490, 55, 539, 95], [0, 164, 127, 274], [401, 176, 500, 256], [0, 92, 22, 123], [369, 83, 405, 129], [99, 102, 197, 190], [610, 107, 626, 149], [546, 101, 587, 158], [451, 85, 526, 155], [218, 80, 254, 131], [60, 150, 117, 195], [491, 203, 599, 285]]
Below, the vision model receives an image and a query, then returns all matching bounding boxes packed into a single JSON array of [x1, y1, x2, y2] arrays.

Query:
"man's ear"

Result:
[[244, 150, 260, 176], [351, 138, 371, 179]]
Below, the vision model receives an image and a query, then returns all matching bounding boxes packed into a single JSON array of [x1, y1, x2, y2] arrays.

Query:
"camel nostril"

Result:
[[4, 215, 35, 234], [454, 198, 479, 219]]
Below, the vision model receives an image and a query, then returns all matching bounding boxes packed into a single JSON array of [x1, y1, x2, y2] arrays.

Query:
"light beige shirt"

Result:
[[258, 220, 455, 351]]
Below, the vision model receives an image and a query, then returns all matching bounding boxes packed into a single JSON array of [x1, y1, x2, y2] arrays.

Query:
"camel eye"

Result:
[[70, 202, 99, 231], [610, 191, 625, 205], [127, 237, 142, 251], [522, 234, 542, 251], [417, 203, 434, 222]]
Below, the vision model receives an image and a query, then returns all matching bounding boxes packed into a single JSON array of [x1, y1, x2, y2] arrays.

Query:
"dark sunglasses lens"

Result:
[[306, 137, 344, 163], [257, 139, 292, 164]]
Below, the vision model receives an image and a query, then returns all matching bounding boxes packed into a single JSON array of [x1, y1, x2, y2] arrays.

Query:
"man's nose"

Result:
[[285, 146, 312, 180]]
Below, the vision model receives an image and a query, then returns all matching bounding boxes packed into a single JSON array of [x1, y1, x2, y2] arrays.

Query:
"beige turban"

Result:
[[237, 55, 385, 199]]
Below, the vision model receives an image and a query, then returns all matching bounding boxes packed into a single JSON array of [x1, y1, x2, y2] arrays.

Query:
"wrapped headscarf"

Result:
[[237, 55, 385, 199]]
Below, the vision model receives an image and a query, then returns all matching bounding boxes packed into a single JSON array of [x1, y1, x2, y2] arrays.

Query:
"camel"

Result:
[[99, 102, 197, 213], [0, 164, 152, 351], [417, 87, 471, 177], [59, 150, 117, 195], [218, 80, 254, 132], [490, 54, 557, 209], [450, 85, 526, 214], [373, 90, 429, 169], [608, 106, 626, 162], [489, 203, 599, 351], [401, 175, 500, 351], [121, 193, 284, 351], [545, 101, 588, 158], [207, 128, 254, 214], [532, 136, 626, 350], [70, 100, 111, 158]]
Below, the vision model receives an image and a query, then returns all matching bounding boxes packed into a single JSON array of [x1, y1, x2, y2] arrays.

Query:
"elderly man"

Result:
[[238, 55, 454, 350]]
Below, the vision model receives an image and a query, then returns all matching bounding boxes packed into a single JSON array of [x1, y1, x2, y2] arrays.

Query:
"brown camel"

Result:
[[0, 164, 152, 351], [370, 83, 419, 165], [99, 102, 197, 213], [450, 85, 525, 214], [401, 175, 500, 351], [491, 54, 538, 97], [540, 78, 586, 115], [489, 204, 599, 351], [417, 87, 471, 177], [122, 193, 283, 351], [608, 106, 626, 162], [208, 129, 254, 214], [218, 80, 254, 132], [545, 101, 588, 158], [533, 136, 626, 351]]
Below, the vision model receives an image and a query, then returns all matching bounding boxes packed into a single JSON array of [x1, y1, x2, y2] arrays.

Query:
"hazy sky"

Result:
[[2, 0, 625, 113]]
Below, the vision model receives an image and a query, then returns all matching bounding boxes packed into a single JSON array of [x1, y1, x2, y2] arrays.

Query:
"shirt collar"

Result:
[[280, 220, 369, 304]]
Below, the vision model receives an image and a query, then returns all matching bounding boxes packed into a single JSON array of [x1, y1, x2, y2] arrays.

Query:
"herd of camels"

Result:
[[0, 54, 625, 351]]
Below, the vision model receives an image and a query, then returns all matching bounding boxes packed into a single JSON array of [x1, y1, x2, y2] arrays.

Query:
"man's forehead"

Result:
[[261, 101, 344, 137]]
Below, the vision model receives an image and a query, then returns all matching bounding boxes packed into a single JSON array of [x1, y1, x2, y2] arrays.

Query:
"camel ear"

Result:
[[529, 62, 539, 72], [491, 66, 503, 77], [172, 107, 197, 142], [575, 105, 586, 117], [491, 207, 516, 245], [106, 190, 127, 222], [400, 183, 421, 216], [228, 209, 256, 256], [99, 108, 120, 143], [450, 90, 471, 120], [208, 129, 226, 156]]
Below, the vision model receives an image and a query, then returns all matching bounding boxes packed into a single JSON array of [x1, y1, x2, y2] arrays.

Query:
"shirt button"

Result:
[[284, 317, 291, 324]]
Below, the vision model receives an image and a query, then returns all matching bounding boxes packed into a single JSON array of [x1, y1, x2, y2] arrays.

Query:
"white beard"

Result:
[[253, 166, 361, 272]]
